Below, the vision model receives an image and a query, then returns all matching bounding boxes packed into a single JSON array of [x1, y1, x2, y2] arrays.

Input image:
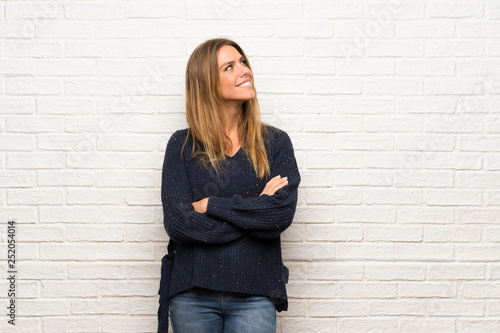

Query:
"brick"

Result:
[[457, 171, 500, 188], [66, 41, 124, 57], [67, 188, 123, 205], [306, 188, 361, 205], [460, 136, 500, 152], [460, 22, 500, 38], [426, 40, 484, 57], [339, 282, 397, 299], [17, 261, 66, 279], [96, 170, 159, 187], [275, 21, 333, 38], [426, 2, 483, 18], [100, 280, 160, 297], [306, 152, 363, 169], [245, 0, 303, 19], [397, 97, 455, 114], [310, 300, 367, 317], [459, 282, 500, 299], [0, 96, 35, 114], [457, 245, 500, 262], [71, 298, 128, 315], [306, 77, 362, 95], [396, 134, 455, 151], [0, 171, 35, 187], [368, 300, 425, 315], [40, 206, 98, 223], [305, 115, 362, 133], [458, 320, 500, 333], [396, 20, 455, 38], [424, 189, 482, 206], [43, 316, 101, 332], [399, 282, 455, 298], [337, 134, 393, 150], [365, 225, 422, 242], [8, 188, 64, 205], [395, 243, 454, 261], [424, 225, 481, 242], [307, 1, 363, 19], [306, 225, 363, 242], [7, 78, 62, 95], [428, 263, 485, 280], [365, 188, 421, 204], [337, 206, 396, 223], [6, 116, 63, 133], [335, 20, 394, 38], [68, 262, 127, 279], [396, 59, 455, 75], [457, 208, 500, 224], [339, 318, 398, 333], [68, 225, 125, 242], [0, 59, 35, 75], [277, 58, 335, 75], [125, 189, 159, 205], [43, 281, 100, 298], [394, 170, 453, 187], [365, 40, 423, 57], [0, 207, 37, 223], [287, 282, 336, 299], [64, 3, 124, 19], [15, 299, 69, 316], [97, 134, 156, 151], [125, 40, 184, 57], [67, 152, 123, 169], [338, 243, 394, 260], [335, 170, 392, 186], [35, 20, 93, 38], [65, 79, 123, 96], [308, 262, 364, 281], [37, 98, 95, 114], [365, 263, 426, 281], [428, 300, 484, 316], [101, 316, 157, 332], [337, 58, 395, 75], [19, 225, 65, 241], [400, 319, 456, 333], [423, 152, 482, 170], [6, 40, 64, 58], [281, 243, 335, 261], [5, 2, 63, 19]]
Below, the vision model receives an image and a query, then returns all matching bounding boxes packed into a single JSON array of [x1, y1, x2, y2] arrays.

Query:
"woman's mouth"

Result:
[[237, 80, 251, 87]]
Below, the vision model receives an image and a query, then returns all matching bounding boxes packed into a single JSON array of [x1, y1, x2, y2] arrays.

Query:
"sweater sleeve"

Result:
[[162, 130, 245, 244], [205, 128, 300, 239]]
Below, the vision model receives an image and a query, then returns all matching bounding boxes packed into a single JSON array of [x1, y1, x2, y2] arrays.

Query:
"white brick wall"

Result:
[[0, 0, 499, 332]]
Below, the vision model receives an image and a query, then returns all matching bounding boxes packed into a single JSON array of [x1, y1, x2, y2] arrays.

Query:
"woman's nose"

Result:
[[238, 64, 250, 76]]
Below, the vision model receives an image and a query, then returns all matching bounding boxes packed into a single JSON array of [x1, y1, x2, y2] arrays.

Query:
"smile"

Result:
[[237, 80, 251, 87]]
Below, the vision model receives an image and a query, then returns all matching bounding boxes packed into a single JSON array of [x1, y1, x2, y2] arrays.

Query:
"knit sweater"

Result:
[[161, 124, 300, 311]]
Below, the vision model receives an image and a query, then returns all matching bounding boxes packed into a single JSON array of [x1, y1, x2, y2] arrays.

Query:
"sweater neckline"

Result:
[[225, 146, 242, 158]]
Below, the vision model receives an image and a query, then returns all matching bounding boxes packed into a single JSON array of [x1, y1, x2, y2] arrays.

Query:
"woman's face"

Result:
[[217, 45, 255, 106]]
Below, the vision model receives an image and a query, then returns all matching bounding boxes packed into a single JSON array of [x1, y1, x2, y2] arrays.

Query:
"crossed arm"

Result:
[[162, 129, 300, 244]]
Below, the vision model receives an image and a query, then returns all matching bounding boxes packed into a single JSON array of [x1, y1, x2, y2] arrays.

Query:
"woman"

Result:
[[160, 38, 301, 333]]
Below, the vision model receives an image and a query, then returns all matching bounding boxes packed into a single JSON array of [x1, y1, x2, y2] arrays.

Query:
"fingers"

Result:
[[259, 175, 288, 196]]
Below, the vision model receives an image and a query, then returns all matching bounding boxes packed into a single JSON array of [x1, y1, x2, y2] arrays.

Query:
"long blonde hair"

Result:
[[182, 38, 271, 179]]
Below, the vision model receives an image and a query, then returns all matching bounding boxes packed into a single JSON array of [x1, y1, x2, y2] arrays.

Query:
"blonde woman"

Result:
[[159, 38, 300, 333]]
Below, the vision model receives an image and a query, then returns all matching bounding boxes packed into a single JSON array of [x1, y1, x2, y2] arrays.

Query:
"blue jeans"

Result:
[[169, 288, 276, 333]]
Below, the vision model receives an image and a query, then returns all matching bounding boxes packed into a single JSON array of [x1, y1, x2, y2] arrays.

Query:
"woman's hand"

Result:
[[192, 197, 209, 214], [260, 175, 288, 196], [192, 176, 288, 213]]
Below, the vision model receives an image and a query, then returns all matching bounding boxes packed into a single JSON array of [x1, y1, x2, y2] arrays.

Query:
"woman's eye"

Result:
[[225, 65, 232, 71]]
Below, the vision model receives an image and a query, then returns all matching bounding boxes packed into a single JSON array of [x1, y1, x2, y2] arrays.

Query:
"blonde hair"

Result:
[[182, 38, 271, 179]]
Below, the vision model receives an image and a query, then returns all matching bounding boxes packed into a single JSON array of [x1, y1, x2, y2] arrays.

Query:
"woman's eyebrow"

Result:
[[219, 56, 245, 70]]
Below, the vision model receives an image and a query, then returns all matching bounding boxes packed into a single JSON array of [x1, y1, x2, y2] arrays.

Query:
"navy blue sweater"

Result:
[[161, 125, 300, 311]]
